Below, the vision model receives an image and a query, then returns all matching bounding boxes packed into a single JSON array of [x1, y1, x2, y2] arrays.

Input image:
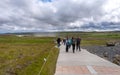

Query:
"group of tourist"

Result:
[[56, 37, 81, 53]]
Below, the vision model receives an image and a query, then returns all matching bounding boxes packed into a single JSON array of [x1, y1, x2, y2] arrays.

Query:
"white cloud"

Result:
[[0, 0, 120, 33], [103, 0, 120, 13]]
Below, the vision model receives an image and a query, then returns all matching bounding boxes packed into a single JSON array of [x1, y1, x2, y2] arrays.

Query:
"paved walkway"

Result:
[[54, 45, 120, 75]]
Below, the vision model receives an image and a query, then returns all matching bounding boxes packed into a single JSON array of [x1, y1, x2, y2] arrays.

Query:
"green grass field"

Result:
[[0, 32, 120, 75], [58, 32, 120, 46], [0, 35, 59, 75]]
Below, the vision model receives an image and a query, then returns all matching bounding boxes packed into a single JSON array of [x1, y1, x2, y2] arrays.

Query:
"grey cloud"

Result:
[[57, 0, 104, 19], [80, 22, 120, 31], [0, 0, 120, 33]]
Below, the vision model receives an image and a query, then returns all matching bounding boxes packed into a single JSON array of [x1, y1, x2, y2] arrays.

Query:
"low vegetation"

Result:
[[0, 35, 59, 75], [58, 32, 120, 46]]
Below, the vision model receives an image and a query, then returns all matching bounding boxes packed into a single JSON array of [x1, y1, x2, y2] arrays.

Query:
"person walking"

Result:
[[66, 37, 70, 52], [76, 37, 81, 51], [57, 37, 61, 47], [72, 37, 76, 53], [68, 38, 72, 49], [62, 38, 66, 45]]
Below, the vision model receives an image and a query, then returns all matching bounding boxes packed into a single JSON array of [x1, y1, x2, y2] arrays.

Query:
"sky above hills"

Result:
[[0, 0, 120, 33]]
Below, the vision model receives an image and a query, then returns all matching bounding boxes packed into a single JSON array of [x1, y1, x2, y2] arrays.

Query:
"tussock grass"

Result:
[[0, 35, 59, 75]]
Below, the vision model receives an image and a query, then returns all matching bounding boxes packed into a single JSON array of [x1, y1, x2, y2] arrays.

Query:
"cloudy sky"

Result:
[[0, 0, 120, 33]]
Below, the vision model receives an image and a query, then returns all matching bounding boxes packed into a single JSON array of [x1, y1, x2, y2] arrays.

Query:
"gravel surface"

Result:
[[82, 45, 120, 65]]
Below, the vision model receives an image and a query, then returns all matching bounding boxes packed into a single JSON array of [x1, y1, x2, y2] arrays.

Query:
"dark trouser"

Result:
[[72, 44, 75, 53], [57, 41, 61, 47], [66, 45, 69, 52], [76, 44, 81, 51]]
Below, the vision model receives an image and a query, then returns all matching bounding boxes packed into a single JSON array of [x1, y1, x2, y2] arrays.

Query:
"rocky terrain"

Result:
[[82, 45, 120, 66]]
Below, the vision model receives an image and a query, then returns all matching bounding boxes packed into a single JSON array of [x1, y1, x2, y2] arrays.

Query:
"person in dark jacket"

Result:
[[57, 37, 61, 47], [76, 37, 81, 51], [66, 37, 70, 52], [72, 37, 76, 53]]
